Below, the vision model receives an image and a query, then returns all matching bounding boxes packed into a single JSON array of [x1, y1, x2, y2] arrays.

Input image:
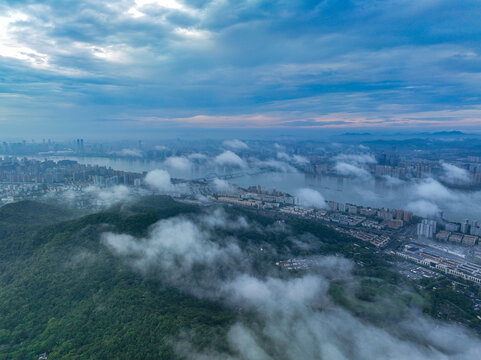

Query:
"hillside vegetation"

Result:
[[0, 197, 478, 359]]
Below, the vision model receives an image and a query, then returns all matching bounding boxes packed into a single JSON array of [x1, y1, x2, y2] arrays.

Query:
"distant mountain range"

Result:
[[343, 130, 471, 137]]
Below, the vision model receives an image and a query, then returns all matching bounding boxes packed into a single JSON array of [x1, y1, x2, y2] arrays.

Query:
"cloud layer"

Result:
[[441, 163, 471, 184], [102, 208, 481, 359], [2, 1, 481, 134]]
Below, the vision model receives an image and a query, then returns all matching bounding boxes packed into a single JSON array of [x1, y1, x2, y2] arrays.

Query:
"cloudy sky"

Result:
[[1, 0, 481, 136]]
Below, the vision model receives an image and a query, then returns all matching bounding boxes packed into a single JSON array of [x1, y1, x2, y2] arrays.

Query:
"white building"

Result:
[[417, 219, 437, 238]]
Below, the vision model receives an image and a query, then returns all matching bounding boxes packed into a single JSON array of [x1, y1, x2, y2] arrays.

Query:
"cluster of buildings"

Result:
[[0, 183, 48, 204], [216, 190, 411, 234], [417, 218, 481, 247], [397, 243, 481, 285], [334, 227, 390, 247], [215, 186, 297, 210], [1, 139, 109, 157], [435, 231, 479, 246], [326, 200, 412, 229], [214, 188, 414, 249], [395, 262, 440, 281], [305, 151, 433, 180], [371, 162, 436, 179], [371, 155, 481, 184], [211, 181, 481, 286], [0, 157, 144, 205], [417, 219, 438, 238], [310, 158, 437, 180], [460, 219, 481, 236], [0, 157, 143, 186], [308, 152, 481, 185], [279, 206, 314, 216]]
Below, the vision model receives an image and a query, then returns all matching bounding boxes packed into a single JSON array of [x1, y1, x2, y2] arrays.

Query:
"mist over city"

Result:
[[1, 1, 481, 359]]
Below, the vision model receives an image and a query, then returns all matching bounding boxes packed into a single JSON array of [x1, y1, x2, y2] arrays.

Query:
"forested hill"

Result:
[[0, 200, 78, 226], [0, 197, 479, 359], [0, 197, 225, 359], [0, 197, 354, 359]]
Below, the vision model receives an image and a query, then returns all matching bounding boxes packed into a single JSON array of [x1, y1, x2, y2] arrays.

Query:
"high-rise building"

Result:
[[417, 219, 437, 238], [470, 220, 481, 236], [461, 219, 470, 234], [76, 139, 84, 153], [403, 211, 413, 222]]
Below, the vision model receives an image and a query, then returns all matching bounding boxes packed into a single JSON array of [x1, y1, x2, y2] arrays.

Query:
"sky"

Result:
[[1, 0, 481, 136]]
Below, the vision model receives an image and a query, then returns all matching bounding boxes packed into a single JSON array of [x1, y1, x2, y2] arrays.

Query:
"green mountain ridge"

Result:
[[0, 197, 228, 359], [0, 200, 78, 226], [0, 198, 479, 359]]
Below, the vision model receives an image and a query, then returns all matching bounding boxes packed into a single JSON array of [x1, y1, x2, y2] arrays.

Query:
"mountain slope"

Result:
[[0, 198, 479, 359], [0, 198, 229, 359], [0, 200, 78, 226]]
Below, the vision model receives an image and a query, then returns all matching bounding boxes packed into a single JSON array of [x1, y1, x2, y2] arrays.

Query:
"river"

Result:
[[14, 155, 481, 222]]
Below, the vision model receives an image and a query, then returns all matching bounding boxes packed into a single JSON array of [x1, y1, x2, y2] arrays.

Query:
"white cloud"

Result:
[[212, 178, 233, 193], [0, 11, 49, 68], [200, 208, 249, 230], [3, 0, 481, 133], [414, 178, 453, 201], [174, 27, 211, 40], [188, 153, 207, 161], [295, 188, 326, 209], [102, 209, 244, 284], [254, 159, 297, 173], [73, 42, 133, 63], [95, 185, 131, 205], [223, 274, 325, 309], [117, 148, 143, 157], [276, 152, 309, 166], [441, 163, 471, 184], [84, 185, 133, 207], [103, 209, 481, 360], [103, 215, 241, 280], [277, 152, 291, 162], [127, 0, 200, 18], [144, 169, 173, 192], [382, 175, 405, 186], [223, 139, 249, 150], [406, 200, 441, 218], [292, 155, 309, 165], [214, 151, 247, 168], [334, 162, 371, 179], [0, 8, 89, 76], [164, 156, 192, 171]]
